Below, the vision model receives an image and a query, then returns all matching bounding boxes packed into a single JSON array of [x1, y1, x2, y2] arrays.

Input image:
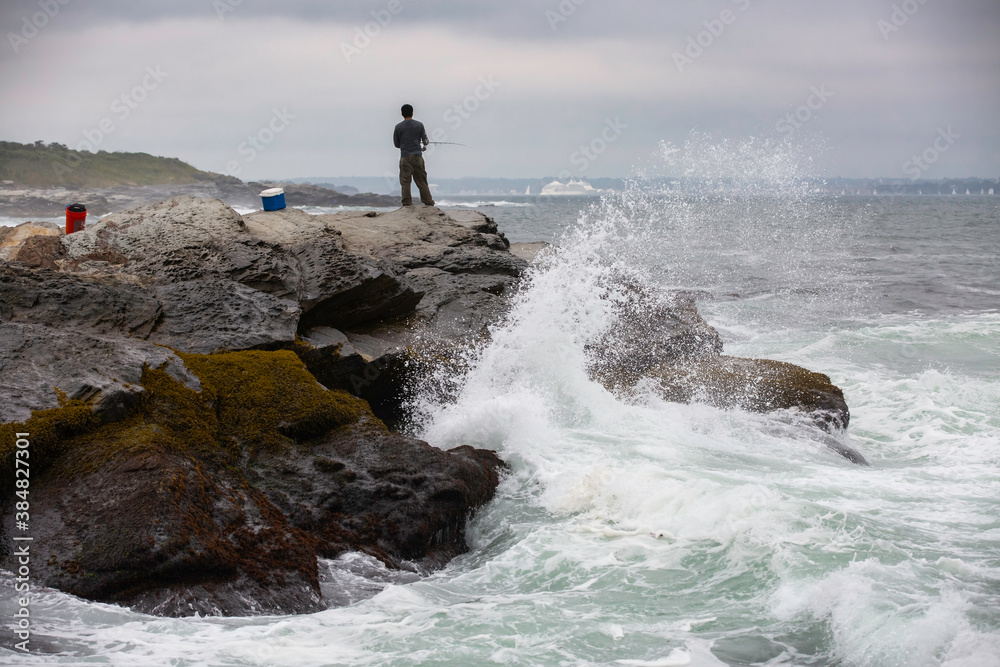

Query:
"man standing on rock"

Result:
[[393, 104, 435, 207]]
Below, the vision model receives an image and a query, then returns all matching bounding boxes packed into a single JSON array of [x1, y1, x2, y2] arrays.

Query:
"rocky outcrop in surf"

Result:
[[514, 247, 862, 464], [0, 195, 865, 617], [0, 196, 512, 616], [7, 350, 500, 617]]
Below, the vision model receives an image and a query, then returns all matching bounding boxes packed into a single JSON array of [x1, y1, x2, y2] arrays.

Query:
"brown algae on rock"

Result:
[[1, 349, 372, 488], [650, 355, 851, 431]]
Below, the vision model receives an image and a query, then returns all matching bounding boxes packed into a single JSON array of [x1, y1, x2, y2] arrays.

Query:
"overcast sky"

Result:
[[1, 0, 998, 180]]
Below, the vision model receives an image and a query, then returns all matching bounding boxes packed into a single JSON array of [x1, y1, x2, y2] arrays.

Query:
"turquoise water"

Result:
[[2, 149, 999, 665]]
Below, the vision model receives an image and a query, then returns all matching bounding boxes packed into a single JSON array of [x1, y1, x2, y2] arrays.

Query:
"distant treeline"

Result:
[[824, 177, 999, 195], [0, 141, 234, 188]]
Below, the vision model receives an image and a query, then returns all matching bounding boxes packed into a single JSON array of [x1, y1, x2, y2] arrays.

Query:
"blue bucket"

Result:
[[260, 187, 286, 211]]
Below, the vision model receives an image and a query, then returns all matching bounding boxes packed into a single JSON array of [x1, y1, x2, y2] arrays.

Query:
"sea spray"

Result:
[[405, 138, 1000, 665], [2, 140, 998, 666]]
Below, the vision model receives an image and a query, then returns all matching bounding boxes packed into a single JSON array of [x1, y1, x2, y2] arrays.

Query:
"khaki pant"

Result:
[[399, 154, 434, 206]]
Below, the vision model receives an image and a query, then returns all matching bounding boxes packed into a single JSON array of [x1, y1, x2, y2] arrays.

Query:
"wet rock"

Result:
[[585, 280, 863, 463], [22, 450, 325, 617], [0, 350, 503, 616], [0, 322, 199, 424], [0, 264, 161, 337], [148, 279, 300, 354], [508, 241, 551, 264], [0, 221, 63, 262], [403, 267, 514, 338], [251, 422, 504, 569], [648, 355, 851, 430], [646, 355, 864, 464], [294, 327, 370, 395], [62, 196, 293, 295], [588, 283, 724, 378]]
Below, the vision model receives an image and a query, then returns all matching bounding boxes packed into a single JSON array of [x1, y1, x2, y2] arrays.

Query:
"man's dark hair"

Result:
[[401, 104, 413, 118]]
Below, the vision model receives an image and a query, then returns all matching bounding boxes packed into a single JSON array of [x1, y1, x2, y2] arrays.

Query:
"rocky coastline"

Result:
[[0, 179, 397, 218], [0, 195, 866, 617]]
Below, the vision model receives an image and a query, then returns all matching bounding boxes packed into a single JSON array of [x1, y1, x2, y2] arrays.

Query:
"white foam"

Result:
[[615, 648, 692, 666], [0, 215, 63, 227], [5, 138, 999, 666]]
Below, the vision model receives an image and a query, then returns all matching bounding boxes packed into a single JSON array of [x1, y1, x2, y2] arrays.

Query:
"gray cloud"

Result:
[[1, 0, 997, 179]]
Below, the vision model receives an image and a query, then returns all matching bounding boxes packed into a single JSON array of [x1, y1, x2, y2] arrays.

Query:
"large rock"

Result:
[[295, 207, 528, 415], [243, 206, 422, 330], [61, 196, 294, 294], [325, 207, 523, 279], [22, 448, 326, 617], [0, 263, 161, 338], [0, 198, 522, 616], [0, 199, 448, 428], [0, 322, 199, 424], [148, 279, 300, 353], [320, 206, 524, 343], [650, 356, 852, 431], [577, 276, 865, 462], [53, 196, 424, 347], [588, 283, 724, 378], [0, 221, 63, 263], [0, 350, 503, 616]]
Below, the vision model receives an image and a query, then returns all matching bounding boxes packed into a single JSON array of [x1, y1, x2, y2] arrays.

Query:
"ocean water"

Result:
[[2, 143, 999, 665]]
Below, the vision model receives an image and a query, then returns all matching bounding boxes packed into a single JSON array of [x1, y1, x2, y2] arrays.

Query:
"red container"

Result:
[[66, 204, 87, 234]]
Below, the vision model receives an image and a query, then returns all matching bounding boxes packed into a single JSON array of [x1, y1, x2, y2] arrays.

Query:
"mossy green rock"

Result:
[[0, 349, 503, 616], [648, 356, 850, 430], [622, 355, 867, 464]]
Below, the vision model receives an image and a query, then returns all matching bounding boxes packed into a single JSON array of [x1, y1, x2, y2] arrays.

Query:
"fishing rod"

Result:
[[425, 141, 467, 146]]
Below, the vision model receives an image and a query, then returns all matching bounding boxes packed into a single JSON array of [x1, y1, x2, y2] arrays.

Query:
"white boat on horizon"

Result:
[[540, 179, 602, 196]]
